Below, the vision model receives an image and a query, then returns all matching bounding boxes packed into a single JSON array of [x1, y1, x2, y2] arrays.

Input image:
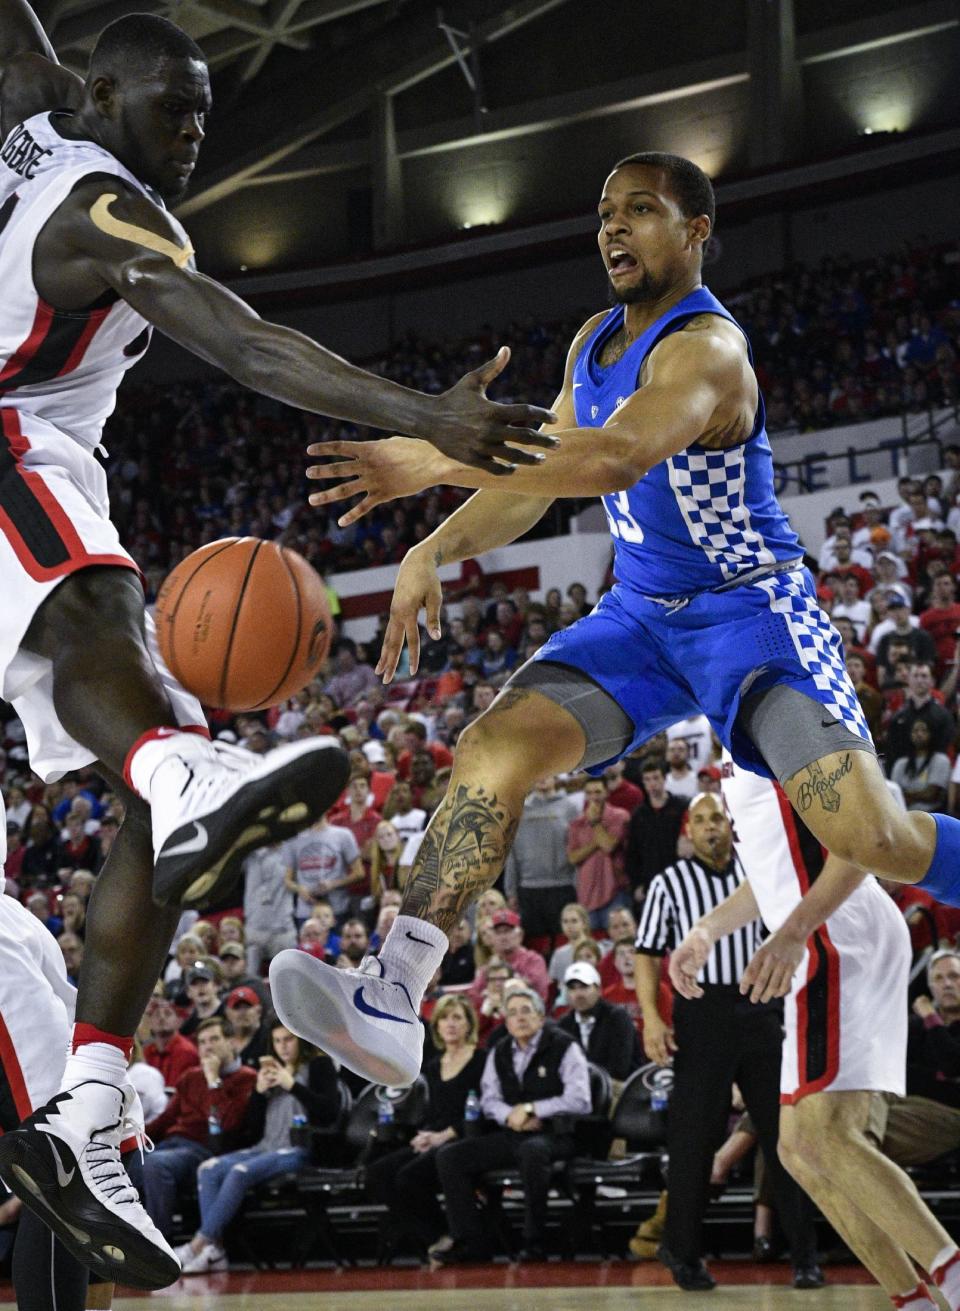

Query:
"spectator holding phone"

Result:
[[176, 1020, 340, 1274]]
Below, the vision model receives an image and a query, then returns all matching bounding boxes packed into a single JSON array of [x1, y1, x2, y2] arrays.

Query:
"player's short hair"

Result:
[[89, 13, 205, 81], [613, 151, 716, 229]]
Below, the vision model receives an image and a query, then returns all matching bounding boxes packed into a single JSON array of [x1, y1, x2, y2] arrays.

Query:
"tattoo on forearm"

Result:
[[434, 547, 443, 567], [793, 754, 853, 814], [400, 782, 520, 934]]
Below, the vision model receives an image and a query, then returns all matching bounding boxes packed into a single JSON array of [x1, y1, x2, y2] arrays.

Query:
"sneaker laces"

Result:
[[81, 1132, 142, 1209]]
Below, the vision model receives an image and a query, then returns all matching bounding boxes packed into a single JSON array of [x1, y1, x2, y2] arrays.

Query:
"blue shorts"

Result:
[[528, 567, 871, 779]]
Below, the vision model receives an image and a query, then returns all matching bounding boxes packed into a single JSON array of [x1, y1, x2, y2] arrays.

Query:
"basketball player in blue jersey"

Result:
[[0, 0, 555, 1289], [281, 151, 960, 1100]]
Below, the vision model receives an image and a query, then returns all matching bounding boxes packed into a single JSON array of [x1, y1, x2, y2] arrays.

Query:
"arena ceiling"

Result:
[[31, 0, 959, 276]]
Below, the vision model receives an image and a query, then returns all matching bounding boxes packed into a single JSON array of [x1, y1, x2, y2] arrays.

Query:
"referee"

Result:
[[635, 792, 821, 1292]]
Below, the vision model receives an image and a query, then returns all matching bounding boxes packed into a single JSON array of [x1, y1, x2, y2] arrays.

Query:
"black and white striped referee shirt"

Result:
[[635, 857, 762, 985]]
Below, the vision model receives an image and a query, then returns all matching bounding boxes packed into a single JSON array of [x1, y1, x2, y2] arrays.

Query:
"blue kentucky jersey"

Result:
[[572, 286, 801, 597]]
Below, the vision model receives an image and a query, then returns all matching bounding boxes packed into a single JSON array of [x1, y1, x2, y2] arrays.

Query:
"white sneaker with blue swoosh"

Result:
[[270, 951, 425, 1087], [0, 1080, 180, 1290]]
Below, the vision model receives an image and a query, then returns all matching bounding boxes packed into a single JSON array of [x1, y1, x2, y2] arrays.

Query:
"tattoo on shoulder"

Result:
[[792, 753, 853, 814], [486, 688, 532, 716]]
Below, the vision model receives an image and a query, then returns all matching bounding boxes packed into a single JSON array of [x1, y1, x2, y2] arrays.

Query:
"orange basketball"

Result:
[[154, 538, 333, 711]]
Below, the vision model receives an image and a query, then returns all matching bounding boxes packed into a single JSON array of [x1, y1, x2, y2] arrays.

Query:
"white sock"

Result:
[[61, 1041, 129, 1092], [892, 1281, 936, 1308], [376, 915, 449, 1002], [932, 1245, 960, 1309], [126, 730, 214, 805]]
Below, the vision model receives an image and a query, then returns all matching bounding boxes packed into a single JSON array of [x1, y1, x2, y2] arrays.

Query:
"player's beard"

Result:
[[607, 264, 671, 306]]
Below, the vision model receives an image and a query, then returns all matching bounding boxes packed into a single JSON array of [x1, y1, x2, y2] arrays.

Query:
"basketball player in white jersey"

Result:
[[0, 0, 555, 1288], [669, 761, 960, 1311]]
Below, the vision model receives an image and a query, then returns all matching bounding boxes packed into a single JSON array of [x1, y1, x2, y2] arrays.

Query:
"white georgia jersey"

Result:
[[0, 110, 180, 450], [721, 753, 882, 935]]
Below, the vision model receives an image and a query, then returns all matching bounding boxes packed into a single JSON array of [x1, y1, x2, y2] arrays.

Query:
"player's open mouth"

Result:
[[608, 247, 639, 276]]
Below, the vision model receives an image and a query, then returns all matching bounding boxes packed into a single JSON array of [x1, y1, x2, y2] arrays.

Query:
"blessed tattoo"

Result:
[[795, 754, 853, 814]]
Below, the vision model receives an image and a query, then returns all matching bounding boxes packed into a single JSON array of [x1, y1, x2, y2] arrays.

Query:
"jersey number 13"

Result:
[[603, 490, 645, 543]]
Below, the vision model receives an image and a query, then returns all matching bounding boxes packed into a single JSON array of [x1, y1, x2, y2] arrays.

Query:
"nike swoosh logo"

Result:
[[573, 382, 583, 389], [46, 1138, 75, 1188], [353, 986, 413, 1024], [820, 719, 843, 728], [159, 821, 209, 858], [405, 930, 433, 946]]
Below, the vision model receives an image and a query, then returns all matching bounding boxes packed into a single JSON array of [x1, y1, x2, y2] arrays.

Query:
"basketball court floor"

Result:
[[0, 1262, 897, 1309]]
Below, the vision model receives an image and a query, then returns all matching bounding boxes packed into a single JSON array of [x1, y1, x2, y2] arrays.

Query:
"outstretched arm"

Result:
[[739, 855, 865, 1003], [372, 316, 602, 680], [38, 181, 558, 476], [306, 314, 758, 523]]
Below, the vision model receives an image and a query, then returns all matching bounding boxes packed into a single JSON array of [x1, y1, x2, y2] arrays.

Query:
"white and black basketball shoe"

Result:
[[151, 736, 350, 908], [0, 1080, 180, 1290]]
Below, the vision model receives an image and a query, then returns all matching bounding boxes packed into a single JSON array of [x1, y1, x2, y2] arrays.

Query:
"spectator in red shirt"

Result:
[[599, 907, 639, 988], [467, 910, 549, 1008], [396, 720, 453, 780], [140, 1016, 256, 1237], [329, 774, 383, 867], [603, 760, 644, 814], [920, 573, 960, 673], [601, 939, 673, 1039], [567, 779, 631, 929], [829, 537, 874, 596], [142, 993, 199, 1090]]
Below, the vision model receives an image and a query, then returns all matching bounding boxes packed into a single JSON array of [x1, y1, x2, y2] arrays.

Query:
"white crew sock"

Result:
[[61, 1041, 129, 1092], [932, 1244, 960, 1309], [376, 915, 449, 1002], [127, 730, 213, 805], [891, 1281, 936, 1308]]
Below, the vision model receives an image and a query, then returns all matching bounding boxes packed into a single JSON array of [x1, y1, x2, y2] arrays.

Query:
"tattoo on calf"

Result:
[[400, 782, 520, 934], [794, 753, 853, 814]]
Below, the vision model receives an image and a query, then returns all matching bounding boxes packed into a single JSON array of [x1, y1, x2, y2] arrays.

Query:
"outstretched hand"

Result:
[[376, 547, 443, 683], [307, 436, 436, 527], [430, 346, 558, 473]]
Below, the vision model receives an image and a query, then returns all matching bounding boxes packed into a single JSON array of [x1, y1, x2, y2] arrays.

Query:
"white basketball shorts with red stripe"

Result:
[[0, 406, 204, 781]]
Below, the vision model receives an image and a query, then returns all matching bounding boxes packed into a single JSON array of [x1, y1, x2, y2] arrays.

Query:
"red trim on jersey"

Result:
[[56, 304, 112, 378], [0, 407, 139, 583], [774, 784, 842, 1105], [0, 298, 54, 386], [0, 1007, 34, 1125]]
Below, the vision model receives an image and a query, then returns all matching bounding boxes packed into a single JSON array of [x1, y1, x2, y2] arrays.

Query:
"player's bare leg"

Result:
[[270, 687, 586, 1083], [780, 1092, 954, 1306], [23, 566, 349, 907], [780, 749, 935, 882], [0, 569, 346, 1287]]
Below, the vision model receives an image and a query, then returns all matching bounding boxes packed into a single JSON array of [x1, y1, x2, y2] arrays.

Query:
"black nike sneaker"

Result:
[[0, 1080, 180, 1290]]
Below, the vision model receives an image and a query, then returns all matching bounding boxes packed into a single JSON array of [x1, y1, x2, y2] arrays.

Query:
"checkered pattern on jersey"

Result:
[[756, 573, 872, 741], [667, 448, 775, 581]]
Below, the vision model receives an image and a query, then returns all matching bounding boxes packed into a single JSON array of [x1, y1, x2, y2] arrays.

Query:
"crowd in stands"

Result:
[[99, 238, 960, 588]]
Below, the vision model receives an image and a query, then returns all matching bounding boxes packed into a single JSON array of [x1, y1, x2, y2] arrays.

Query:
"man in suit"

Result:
[[557, 961, 642, 1081]]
